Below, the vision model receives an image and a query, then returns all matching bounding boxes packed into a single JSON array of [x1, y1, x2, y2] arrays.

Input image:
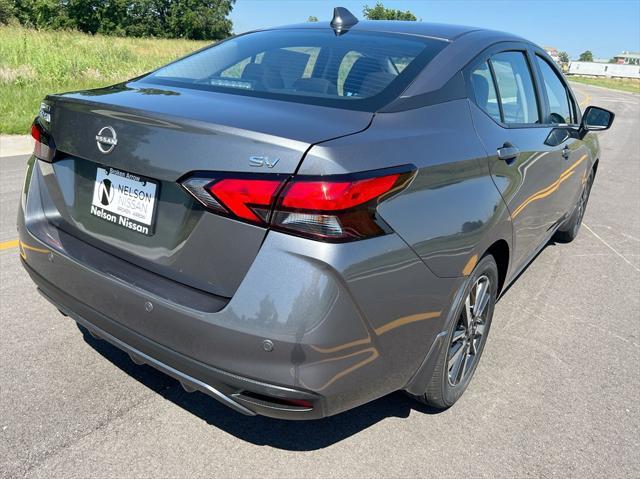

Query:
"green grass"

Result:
[[568, 75, 640, 94], [0, 26, 208, 134]]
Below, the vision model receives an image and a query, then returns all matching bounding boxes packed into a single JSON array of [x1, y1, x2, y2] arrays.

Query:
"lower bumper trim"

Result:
[[37, 287, 257, 417]]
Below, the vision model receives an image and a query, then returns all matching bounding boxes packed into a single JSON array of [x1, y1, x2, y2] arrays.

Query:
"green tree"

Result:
[[0, 0, 15, 24], [558, 51, 570, 64], [119, 0, 167, 37], [363, 2, 417, 21], [578, 50, 593, 62], [98, 0, 130, 36], [307, 15, 318, 22], [11, 0, 235, 40], [166, 0, 234, 40], [67, 0, 102, 34], [12, 0, 72, 29]]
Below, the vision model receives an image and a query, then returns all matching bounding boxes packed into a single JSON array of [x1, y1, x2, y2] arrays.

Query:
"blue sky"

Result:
[[230, 0, 640, 59]]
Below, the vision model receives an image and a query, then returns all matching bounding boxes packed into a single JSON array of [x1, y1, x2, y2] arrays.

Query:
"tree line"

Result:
[[0, 0, 235, 40], [0, 1, 422, 40]]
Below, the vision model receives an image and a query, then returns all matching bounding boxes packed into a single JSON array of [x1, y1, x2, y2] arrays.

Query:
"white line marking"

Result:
[[583, 223, 640, 273]]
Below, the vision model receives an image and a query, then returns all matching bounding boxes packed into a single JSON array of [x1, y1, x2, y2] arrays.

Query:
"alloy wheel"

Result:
[[573, 173, 592, 235], [447, 275, 492, 386]]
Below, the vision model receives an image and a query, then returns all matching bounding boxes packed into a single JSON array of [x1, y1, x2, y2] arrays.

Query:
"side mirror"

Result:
[[581, 106, 614, 132]]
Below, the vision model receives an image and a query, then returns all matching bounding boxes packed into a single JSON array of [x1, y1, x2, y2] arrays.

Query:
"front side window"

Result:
[[491, 51, 540, 124], [535, 55, 574, 124], [142, 29, 447, 111]]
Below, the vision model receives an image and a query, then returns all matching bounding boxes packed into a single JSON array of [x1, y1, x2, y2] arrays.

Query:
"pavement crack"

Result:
[[583, 223, 640, 273]]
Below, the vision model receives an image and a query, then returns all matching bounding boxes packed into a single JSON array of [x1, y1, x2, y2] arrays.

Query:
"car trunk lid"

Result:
[[38, 82, 373, 297]]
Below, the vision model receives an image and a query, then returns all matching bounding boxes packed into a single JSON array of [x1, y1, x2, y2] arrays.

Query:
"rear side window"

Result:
[[491, 51, 540, 124], [142, 29, 447, 111], [471, 62, 501, 122], [535, 55, 574, 124]]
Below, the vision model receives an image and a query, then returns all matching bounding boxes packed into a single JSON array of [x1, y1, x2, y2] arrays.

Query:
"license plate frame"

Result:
[[90, 166, 159, 236]]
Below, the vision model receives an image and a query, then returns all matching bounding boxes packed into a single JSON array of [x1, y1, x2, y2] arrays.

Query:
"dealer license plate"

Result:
[[90, 166, 158, 236]]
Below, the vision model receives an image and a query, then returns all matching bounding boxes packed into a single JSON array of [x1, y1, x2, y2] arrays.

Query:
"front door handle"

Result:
[[562, 146, 571, 159], [497, 143, 519, 161]]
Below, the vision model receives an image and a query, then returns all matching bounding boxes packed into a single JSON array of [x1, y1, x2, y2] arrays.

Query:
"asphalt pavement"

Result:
[[1, 83, 638, 478]]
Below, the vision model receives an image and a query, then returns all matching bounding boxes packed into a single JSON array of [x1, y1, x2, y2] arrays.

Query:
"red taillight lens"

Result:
[[181, 166, 414, 241], [207, 178, 284, 224], [280, 175, 400, 211], [31, 119, 55, 162], [30, 122, 41, 143], [182, 175, 286, 226]]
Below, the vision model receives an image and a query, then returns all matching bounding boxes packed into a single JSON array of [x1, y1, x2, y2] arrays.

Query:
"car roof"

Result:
[[261, 20, 522, 43]]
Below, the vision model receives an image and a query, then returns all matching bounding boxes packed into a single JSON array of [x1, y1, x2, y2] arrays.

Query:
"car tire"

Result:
[[419, 254, 499, 410], [554, 167, 594, 243]]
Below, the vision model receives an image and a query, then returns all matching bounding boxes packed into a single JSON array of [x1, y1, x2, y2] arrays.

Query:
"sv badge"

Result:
[[249, 156, 280, 168]]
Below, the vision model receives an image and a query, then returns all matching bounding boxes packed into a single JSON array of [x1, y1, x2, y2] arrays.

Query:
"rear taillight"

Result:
[[181, 166, 415, 242], [182, 175, 288, 227], [272, 172, 409, 241], [31, 119, 55, 162], [208, 178, 284, 224]]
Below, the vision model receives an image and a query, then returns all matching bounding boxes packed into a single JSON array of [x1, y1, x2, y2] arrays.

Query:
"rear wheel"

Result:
[[554, 168, 594, 243], [420, 255, 498, 409]]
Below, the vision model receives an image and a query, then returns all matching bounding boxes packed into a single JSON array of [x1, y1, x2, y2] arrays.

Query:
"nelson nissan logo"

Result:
[[98, 178, 115, 206], [96, 126, 117, 154]]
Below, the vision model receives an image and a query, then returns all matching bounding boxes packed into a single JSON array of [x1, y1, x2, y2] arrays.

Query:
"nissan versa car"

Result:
[[19, 8, 614, 419]]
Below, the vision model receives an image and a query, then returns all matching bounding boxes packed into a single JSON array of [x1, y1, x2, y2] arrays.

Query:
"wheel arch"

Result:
[[483, 239, 510, 296]]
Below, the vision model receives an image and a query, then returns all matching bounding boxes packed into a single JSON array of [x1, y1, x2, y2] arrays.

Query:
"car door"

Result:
[[467, 45, 569, 270], [531, 51, 589, 222]]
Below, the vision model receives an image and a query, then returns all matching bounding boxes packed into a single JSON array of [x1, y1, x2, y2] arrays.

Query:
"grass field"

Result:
[[568, 75, 640, 94], [0, 26, 208, 134]]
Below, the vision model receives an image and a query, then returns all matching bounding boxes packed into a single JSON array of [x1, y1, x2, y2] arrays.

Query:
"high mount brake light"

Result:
[[181, 166, 415, 242], [30, 119, 55, 162]]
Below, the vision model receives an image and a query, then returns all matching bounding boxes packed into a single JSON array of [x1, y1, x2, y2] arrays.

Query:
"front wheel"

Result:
[[554, 168, 594, 243], [419, 255, 499, 409]]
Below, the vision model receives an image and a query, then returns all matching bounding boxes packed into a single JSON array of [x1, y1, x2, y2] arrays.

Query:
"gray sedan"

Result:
[[19, 7, 613, 419]]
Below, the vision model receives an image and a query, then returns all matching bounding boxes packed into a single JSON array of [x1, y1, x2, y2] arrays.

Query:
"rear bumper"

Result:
[[19, 157, 463, 419], [26, 260, 321, 419]]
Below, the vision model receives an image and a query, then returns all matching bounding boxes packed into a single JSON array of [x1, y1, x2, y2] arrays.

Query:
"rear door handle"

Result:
[[497, 143, 519, 161], [562, 146, 571, 159]]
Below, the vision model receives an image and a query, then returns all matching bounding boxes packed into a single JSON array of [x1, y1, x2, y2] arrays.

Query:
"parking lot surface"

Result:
[[1, 83, 638, 478]]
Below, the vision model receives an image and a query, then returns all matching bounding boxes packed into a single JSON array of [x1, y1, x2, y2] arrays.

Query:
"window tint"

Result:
[[491, 51, 539, 124], [143, 29, 446, 111], [471, 62, 501, 122], [535, 55, 573, 124]]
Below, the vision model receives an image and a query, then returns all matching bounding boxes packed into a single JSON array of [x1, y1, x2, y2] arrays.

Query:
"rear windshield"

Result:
[[141, 29, 447, 111]]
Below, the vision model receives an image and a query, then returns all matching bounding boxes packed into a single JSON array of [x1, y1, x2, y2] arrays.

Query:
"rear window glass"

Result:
[[141, 29, 447, 111]]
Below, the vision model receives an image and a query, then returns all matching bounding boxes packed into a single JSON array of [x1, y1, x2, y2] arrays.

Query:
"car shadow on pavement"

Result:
[[78, 325, 439, 451]]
